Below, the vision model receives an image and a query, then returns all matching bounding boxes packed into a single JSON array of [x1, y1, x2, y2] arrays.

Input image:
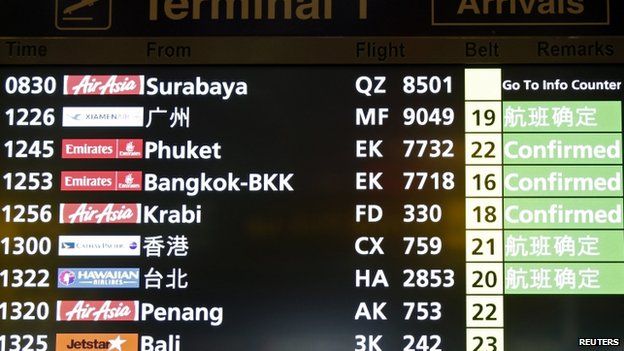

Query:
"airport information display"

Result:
[[0, 1, 623, 351]]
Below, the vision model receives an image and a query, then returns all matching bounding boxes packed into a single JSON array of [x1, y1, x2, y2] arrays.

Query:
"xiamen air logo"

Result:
[[55, 0, 112, 30]]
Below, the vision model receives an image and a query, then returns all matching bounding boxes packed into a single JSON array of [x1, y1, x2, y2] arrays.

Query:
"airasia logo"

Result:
[[57, 301, 139, 322], [62, 139, 143, 159], [60, 203, 141, 224], [61, 171, 142, 192], [64, 75, 144, 95]]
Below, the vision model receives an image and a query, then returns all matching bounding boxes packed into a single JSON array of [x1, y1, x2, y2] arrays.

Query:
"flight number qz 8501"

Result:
[[354, 75, 452, 96]]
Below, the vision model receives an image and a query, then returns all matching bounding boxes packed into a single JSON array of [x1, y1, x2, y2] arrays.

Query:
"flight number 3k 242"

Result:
[[355, 334, 443, 351]]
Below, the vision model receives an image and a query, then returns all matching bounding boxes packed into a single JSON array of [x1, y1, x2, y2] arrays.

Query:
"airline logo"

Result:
[[63, 107, 144, 127], [60, 203, 141, 224], [61, 171, 143, 191], [57, 268, 140, 289], [62, 139, 143, 159], [64, 75, 144, 95], [57, 301, 139, 322], [58, 236, 141, 256], [56, 333, 139, 351]]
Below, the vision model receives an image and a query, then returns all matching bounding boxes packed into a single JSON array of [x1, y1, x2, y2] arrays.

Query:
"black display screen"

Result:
[[0, 1, 623, 351]]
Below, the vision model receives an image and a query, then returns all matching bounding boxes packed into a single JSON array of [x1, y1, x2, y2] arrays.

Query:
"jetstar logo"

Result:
[[56, 333, 139, 351], [61, 171, 142, 191], [64, 75, 144, 95], [57, 301, 139, 322], [62, 139, 144, 159], [60, 203, 141, 224]]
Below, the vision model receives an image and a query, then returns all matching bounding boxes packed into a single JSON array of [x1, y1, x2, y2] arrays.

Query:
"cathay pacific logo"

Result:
[[58, 235, 141, 256]]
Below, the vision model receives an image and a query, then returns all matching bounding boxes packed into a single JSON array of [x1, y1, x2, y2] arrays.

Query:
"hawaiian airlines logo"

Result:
[[59, 269, 77, 286], [56, 333, 139, 351], [59, 203, 141, 224], [57, 301, 139, 322], [58, 235, 141, 256], [62, 139, 143, 159], [61, 171, 142, 191], [57, 268, 141, 289], [64, 75, 144, 95]]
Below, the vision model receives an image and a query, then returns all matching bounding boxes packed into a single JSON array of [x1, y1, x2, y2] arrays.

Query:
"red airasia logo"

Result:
[[62, 139, 143, 159], [57, 300, 139, 322], [59, 203, 141, 224], [64, 75, 144, 95], [61, 171, 142, 192]]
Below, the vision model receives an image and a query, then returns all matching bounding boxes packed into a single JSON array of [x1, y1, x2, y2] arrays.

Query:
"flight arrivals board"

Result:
[[1, 1, 624, 351]]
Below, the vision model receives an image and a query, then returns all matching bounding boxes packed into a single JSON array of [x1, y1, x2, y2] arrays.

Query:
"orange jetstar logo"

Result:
[[56, 334, 138, 351]]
